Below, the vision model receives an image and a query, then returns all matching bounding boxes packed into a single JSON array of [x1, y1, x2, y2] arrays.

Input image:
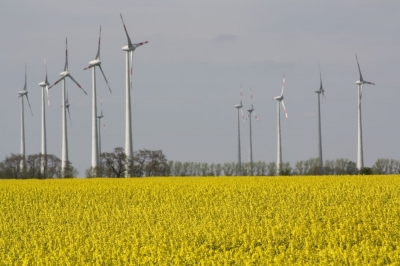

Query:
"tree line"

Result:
[[1, 147, 400, 179]]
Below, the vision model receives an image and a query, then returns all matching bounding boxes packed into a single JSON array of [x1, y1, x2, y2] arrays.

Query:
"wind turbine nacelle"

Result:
[[274, 96, 283, 101], [38, 81, 47, 87], [355, 80, 362, 85], [18, 90, 27, 96], [234, 104, 242, 108], [60, 71, 69, 77], [89, 59, 101, 66], [122, 45, 131, 51]]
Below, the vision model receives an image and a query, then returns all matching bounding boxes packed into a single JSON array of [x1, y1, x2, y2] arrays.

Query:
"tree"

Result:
[[222, 163, 234, 176], [0, 154, 24, 179], [100, 147, 130, 177], [266, 162, 276, 176], [97, 148, 169, 177], [372, 158, 400, 174], [324, 160, 335, 175], [142, 150, 169, 177], [280, 162, 292, 176], [0, 153, 76, 179], [359, 167, 373, 175]]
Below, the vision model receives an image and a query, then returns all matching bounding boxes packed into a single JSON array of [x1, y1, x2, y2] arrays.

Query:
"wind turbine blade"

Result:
[[250, 87, 253, 102], [360, 83, 363, 101], [253, 111, 259, 122], [46, 85, 50, 106], [100, 97, 106, 130], [25, 95, 33, 116], [280, 75, 285, 97], [98, 65, 112, 93], [68, 75, 87, 95], [67, 106, 72, 125], [319, 64, 323, 91], [45, 58, 49, 85], [95, 26, 101, 60], [64, 38, 68, 71], [240, 108, 246, 123], [281, 100, 288, 119], [120, 13, 133, 48], [364, 81, 375, 85], [84, 65, 94, 71], [48, 76, 65, 90], [24, 64, 27, 91], [134, 41, 148, 48], [355, 54, 363, 81], [130, 51, 133, 90]]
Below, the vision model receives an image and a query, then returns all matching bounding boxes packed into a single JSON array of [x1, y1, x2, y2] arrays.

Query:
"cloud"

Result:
[[212, 34, 237, 42]]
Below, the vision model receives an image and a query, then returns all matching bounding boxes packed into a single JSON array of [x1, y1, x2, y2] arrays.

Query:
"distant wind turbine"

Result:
[[18, 65, 33, 172], [120, 13, 148, 177], [49, 39, 87, 177], [315, 65, 325, 174], [38, 59, 50, 176], [247, 88, 259, 176], [84, 26, 112, 175], [234, 87, 245, 176], [355, 54, 375, 170], [274, 75, 288, 175]]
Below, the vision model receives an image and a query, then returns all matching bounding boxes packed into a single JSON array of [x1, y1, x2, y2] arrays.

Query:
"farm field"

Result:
[[0, 176, 400, 265]]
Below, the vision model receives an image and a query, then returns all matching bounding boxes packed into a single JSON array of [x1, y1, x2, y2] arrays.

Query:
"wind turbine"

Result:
[[84, 26, 112, 176], [49, 39, 87, 177], [120, 13, 148, 177], [234, 87, 245, 176], [247, 88, 259, 176], [355, 54, 375, 170], [38, 59, 50, 176], [97, 97, 106, 164], [18, 65, 33, 172], [273, 75, 288, 175], [315, 66, 325, 174]]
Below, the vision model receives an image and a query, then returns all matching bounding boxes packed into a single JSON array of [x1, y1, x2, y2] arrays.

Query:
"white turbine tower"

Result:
[[234, 87, 246, 176], [119, 13, 148, 177], [38, 59, 50, 176], [355, 54, 375, 170], [84, 26, 112, 176], [49, 39, 87, 177], [273, 75, 288, 175], [315, 66, 325, 174], [247, 88, 259, 176], [18, 65, 33, 172]]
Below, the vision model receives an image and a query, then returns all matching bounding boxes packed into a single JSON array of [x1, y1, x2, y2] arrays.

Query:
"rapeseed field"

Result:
[[0, 176, 399, 265]]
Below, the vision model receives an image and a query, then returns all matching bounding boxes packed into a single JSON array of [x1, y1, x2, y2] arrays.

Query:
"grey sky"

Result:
[[1, 0, 399, 175]]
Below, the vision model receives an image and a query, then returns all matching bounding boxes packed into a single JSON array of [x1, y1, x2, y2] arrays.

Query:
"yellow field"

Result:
[[0, 176, 399, 265]]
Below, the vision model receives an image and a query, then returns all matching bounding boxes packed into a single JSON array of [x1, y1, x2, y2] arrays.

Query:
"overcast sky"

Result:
[[1, 0, 399, 175]]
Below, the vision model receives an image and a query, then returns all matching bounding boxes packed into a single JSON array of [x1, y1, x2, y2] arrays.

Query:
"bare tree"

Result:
[[100, 147, 130, 177]]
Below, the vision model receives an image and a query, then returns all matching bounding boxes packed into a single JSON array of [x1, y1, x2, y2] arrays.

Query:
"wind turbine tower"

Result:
[[18, 65, 33, 172], [84, 26, 112, 176], [234, 88, 245, 176], [315, 67, 325, 174], [49, 39, 87, 177], [273, 76, 288, 175], [247, 88, 259, 176], [38, 59, 50, 176], [355, 54, 375, 170], [120, 13, 148, 177]]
